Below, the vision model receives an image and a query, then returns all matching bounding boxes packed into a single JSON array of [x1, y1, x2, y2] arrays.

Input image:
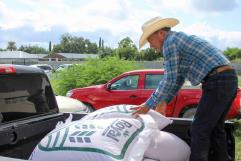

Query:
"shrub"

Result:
[[51, 56, 141, 95]]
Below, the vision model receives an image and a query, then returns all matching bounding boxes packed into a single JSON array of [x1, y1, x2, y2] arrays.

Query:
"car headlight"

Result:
[[66, 90, 73, 97]]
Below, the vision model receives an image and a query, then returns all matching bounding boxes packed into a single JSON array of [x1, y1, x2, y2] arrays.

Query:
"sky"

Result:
[[0, 0, 241, 50]]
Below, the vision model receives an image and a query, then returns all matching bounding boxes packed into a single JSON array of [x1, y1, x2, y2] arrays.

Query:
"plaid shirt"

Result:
[[145, 31, 230, 109]]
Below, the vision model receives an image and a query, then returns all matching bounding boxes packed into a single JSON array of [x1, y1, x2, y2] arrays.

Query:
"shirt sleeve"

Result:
[[145, 43, 185, 109]]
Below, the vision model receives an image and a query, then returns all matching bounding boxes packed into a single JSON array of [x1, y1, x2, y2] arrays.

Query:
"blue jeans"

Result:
[[189, 69, 238, 161]]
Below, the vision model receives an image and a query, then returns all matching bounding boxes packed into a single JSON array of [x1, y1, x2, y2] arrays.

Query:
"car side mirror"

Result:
[[106, 83, 112, 90]]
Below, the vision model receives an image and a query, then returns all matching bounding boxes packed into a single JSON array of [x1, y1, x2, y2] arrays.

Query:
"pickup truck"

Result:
[[67, 69, 241, 119], [0, 65, 236, 161]]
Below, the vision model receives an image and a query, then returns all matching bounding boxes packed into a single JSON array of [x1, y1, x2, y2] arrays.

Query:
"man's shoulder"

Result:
[[165, 31, 189, 46], [169, 31, 188, 39], [167, 31, 188, 41]]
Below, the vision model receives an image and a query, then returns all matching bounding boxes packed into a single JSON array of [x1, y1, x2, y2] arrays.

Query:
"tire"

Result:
[[181, 107, 197, 119], [83, 103, 94, 113]]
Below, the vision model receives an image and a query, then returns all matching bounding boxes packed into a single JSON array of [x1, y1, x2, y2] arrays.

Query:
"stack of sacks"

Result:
[[82, 104, 190, 161], [28, 107, 160, 161], [29, 104, 190, 161]]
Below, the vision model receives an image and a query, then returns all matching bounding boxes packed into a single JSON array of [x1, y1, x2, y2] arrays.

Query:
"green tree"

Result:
[[7, 41, 17, 51], [49, 41, 52, 52], [85, 39, 98, 53], [19, 45, 48, 54], [224, 47, 241, 60], [52, 33, 98, 54], [98, 47, 114, 58], [52, 44, 63, 53], [102, 39, 104, 48], [116, 37, 138, 60], [140, 48, 162, 61], [99, 37, 102, 48]]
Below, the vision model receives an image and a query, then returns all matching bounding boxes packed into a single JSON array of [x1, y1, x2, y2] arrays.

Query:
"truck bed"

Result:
[[0, 113, 235, 161]]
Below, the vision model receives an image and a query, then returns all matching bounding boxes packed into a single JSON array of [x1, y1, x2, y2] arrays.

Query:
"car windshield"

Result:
[[56, 64, 73, 71]]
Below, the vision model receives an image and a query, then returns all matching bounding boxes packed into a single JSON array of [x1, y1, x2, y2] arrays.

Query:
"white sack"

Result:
[[29, 115, 159, 161], [144, 131, 190, 161], [82, 104, 173, 130]]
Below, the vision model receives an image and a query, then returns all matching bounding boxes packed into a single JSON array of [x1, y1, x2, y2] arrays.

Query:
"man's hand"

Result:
[[131, 103, 150, 118], [155, 101, 167, 115]]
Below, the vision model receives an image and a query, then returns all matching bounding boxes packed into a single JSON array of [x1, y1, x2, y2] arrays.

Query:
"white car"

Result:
[[55, 64, 74, 72], [30, 64, 54, 76], [55, 96, 91, 113]]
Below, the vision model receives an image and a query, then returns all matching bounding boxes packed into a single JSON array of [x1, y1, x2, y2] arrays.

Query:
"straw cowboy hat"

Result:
[[139, 17, 179, 48]]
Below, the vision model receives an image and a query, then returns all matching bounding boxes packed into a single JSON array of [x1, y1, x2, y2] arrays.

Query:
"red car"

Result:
[[67, 69, 241, 119]]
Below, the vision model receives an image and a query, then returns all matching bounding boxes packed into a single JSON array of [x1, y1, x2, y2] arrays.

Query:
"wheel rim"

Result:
[[182, 108, 196, 118], [83, 104, 94, 113]]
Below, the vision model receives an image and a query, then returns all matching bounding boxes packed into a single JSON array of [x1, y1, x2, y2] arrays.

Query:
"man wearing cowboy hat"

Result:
[[132, 17, 238, 161]]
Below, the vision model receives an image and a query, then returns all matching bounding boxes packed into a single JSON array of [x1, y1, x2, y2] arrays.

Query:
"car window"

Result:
[[144, 74, 164, 89], [0, 74, 58, 123], [110, 75, 139, 90], [182, 80, 201, 89]]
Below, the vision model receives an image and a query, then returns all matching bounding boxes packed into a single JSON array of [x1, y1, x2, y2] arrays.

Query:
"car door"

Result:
[[139, 73, 163, 103], [106, 74, 142, 105], [141, 73, 177, 116]]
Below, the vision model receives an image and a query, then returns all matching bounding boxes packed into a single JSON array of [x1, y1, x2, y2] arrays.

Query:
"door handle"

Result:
[[129, 95, 137, 98]]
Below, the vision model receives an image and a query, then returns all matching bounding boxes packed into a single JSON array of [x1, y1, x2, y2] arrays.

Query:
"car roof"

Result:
[[123, 69, 165, 75]]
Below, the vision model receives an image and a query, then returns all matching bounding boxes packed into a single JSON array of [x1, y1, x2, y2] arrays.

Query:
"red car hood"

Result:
[[74, 84, 105, 91]]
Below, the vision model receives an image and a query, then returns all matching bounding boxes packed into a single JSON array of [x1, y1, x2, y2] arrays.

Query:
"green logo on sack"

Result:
[[69, 131, 96, 143], [38, 119, 145, 160]]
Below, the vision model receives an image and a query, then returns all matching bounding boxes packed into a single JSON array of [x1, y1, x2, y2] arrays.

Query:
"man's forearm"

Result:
[[155, 101, 167, 115]]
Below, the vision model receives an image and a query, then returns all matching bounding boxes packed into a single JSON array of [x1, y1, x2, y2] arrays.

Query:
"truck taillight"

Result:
[[0, 65, 16, 74]]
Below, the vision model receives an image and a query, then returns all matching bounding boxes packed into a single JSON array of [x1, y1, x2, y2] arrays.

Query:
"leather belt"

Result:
[[207, 65, 234, 77]]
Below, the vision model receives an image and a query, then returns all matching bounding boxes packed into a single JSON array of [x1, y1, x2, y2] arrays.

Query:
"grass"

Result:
[[236, 136, 241, 161], [233, 119, 241, 161], [238, 75, 241, 87]]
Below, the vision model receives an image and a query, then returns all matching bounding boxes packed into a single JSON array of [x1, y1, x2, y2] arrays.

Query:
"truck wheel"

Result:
[[181, 107, 197, 118], [83, 103, 94, 113]]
